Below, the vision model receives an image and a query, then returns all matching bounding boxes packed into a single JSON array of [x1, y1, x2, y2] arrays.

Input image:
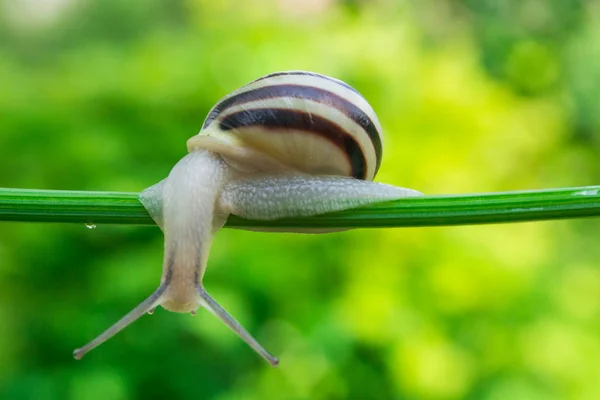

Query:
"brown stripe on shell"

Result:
[[202, 84, 382, 173], [250, 71, 361, 95], [219, 108, 368, 179]]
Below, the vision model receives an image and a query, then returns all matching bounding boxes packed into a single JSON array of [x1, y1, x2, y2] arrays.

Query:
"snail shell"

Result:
[[188, 71, 383, 180]]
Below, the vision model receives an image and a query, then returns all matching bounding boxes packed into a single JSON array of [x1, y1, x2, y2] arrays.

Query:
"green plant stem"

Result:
[[0, 186, 599, 229]]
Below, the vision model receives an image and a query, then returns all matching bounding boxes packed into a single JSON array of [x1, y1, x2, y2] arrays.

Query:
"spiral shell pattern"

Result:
[[199, 71, 384, 180]]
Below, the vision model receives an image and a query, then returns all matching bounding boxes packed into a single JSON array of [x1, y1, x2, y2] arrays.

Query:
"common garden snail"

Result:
[[73, 71, 423, 366]]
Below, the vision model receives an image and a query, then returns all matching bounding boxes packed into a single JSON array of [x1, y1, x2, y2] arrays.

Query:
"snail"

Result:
[[73, 71, 423, 366]]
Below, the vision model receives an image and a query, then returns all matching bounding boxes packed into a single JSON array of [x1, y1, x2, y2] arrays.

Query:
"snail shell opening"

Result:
[[187, 71, 384, 181]]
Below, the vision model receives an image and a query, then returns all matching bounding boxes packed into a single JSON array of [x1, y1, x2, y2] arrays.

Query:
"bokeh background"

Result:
[[1, 0, 599, 399]]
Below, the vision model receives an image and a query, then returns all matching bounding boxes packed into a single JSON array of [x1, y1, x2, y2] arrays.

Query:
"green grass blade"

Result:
[[0, 186, 599, 228]]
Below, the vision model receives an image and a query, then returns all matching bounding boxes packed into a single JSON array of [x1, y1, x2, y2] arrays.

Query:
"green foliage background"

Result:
[[1, 0, 599, 399]]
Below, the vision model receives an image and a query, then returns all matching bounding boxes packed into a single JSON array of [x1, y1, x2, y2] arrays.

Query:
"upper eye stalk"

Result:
[[72, 70, 423, 366]]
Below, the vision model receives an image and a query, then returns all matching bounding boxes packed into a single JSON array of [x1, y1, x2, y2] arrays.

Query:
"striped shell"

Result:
[[186, 71, 384, 181]]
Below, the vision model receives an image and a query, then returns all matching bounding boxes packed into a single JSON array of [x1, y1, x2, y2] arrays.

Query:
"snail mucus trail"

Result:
[[72, 71, 423, 366]]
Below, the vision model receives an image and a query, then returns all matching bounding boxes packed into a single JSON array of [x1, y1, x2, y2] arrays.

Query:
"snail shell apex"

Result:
[[186, 71, 384, 181]]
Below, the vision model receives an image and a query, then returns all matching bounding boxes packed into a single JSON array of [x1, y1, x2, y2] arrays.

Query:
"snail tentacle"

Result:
[[73, 285, 167, 360], [197, 287, 279, 367]]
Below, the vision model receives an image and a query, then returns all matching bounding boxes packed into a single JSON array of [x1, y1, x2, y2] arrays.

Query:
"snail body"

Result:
[[73, 71, 423, 366]]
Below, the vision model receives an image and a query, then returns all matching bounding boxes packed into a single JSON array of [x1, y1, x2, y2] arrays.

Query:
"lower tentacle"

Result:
[[197, 286, 279, 366], [73, 285, 167, 360]]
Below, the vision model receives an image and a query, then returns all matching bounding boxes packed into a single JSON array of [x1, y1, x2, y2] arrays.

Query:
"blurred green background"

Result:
[[1, 0, 599, 399]]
